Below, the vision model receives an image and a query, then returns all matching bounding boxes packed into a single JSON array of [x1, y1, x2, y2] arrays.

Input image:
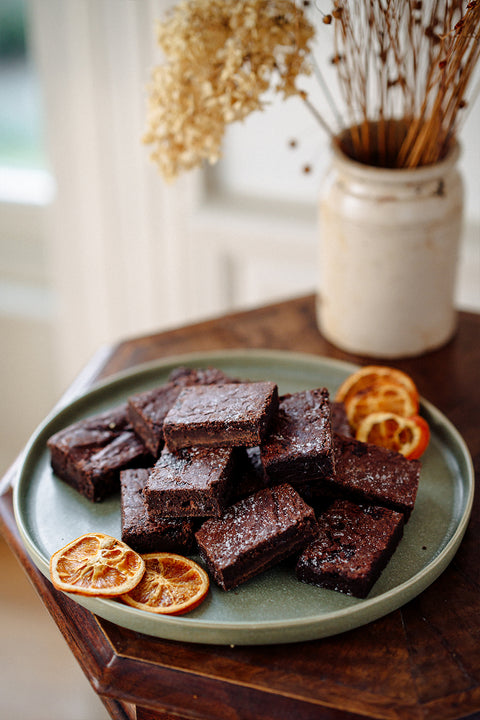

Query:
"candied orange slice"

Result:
[[335, 365, 419, 408], [345, 381, 419, 430], [50, 533, 145, 596], [356, 412, 430, 459], [121, 553, 209, 615]]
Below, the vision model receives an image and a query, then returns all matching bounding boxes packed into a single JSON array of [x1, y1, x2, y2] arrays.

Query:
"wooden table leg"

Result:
[[99, 697, 137, 720], [135, 707, 196, 720]]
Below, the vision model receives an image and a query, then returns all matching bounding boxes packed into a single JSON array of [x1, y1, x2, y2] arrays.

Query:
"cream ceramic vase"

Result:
[[317, 141, 463, 358]]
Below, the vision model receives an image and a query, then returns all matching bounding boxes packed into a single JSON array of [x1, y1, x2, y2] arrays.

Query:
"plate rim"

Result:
[[13, 348, 475, 645]]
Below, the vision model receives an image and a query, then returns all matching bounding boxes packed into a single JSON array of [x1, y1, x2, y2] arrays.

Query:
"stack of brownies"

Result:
[[47, 366, 422, 598]]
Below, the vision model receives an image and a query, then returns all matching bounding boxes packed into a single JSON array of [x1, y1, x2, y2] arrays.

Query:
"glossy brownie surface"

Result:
[[144, 445, 238, 517], [260, 389, 334, 488], [195, 483, 318, 590], [163, 381, 279, 450], [47, 404, 151, 502], [127, 367, 237, 457], [296, 499, 405, 598], [318, 434, 421, 519]]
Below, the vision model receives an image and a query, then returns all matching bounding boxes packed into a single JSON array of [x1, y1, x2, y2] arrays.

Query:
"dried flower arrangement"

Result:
[[143, 0, 480, 180]]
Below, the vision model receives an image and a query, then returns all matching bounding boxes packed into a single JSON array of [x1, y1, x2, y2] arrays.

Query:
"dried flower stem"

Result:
[[327, 0, 480, 167], [144, 0, 480, 179], [300, 90, 336, 137]]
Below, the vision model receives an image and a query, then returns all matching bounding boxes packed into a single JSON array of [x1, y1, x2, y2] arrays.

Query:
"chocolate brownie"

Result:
[[167, 366, 237, 387], [120, 469, 195, 553], [313, 434, 421, 519], [259, 389, 334, 491], [47, 404, 152, 502], [331, 401, 353, 437], [127, 367, 237, 457], [163, 381, 279, 450], [144, 445, 239, 517], [195, 483, 318, 591], [296, 499, 405, 598]]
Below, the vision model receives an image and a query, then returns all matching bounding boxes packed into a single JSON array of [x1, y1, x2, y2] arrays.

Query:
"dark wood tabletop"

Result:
[[1, 294, 479, 720]]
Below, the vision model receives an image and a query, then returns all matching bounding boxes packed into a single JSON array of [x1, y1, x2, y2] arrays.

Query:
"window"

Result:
[[0, 0, 53, 202]]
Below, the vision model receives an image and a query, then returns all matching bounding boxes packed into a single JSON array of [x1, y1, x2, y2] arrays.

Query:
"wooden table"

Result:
[[1, 295, 479, 720]]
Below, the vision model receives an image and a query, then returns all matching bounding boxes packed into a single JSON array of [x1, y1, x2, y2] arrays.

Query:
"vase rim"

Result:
[[330, 136, 460, 181]]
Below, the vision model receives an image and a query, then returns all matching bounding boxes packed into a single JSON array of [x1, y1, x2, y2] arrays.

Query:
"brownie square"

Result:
[[296, 499, 405, 598], [120, 469, 195, 553], [47, 404, 152, 502], [195, 483, 318, 591], [314, 434, 421, 519], [144, 445, 238, 517], [127, 367, 237, 457], [259, 389, 334, 491], [163, 381, 279, 451]]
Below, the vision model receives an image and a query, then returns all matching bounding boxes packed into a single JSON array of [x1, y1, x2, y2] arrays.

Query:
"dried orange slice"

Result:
[[121, 553, 209, 615], [335, 365, 419, 407], [50, 533, 145, 597], [356, 412, 430, 459], [345, 381, 419, 430]]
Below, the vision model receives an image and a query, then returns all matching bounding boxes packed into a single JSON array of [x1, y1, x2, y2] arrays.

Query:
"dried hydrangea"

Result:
[[143, 0, 315, 181]]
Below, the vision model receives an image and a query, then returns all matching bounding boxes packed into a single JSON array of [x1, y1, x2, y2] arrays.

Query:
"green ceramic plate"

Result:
[[13, 349, 474, 645]]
